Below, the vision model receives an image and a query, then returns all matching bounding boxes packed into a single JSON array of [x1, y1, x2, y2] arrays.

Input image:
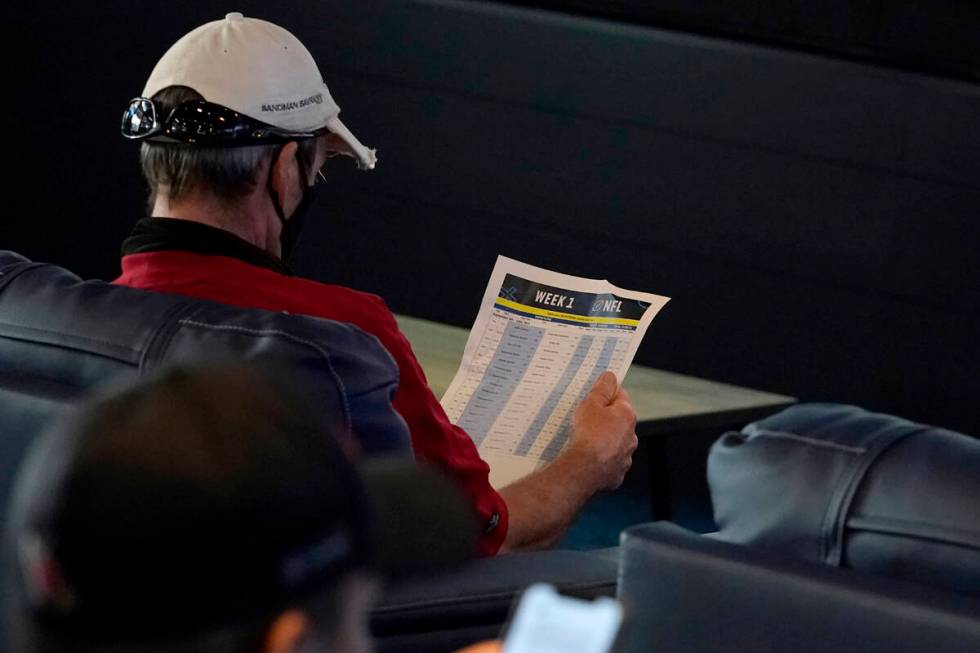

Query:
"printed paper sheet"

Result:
[[441, 256, 670, 488]]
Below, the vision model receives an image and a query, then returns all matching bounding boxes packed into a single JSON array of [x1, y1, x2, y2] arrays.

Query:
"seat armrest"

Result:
[[617, 522, 980, 653], [371, 548, 618, 651]]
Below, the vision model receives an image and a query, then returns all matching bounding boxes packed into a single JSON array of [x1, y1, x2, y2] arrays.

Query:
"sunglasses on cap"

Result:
[[121, 97, 326, 146]]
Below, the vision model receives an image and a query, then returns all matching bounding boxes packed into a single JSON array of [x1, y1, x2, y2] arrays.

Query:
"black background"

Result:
[[4, 1, 979, 434]]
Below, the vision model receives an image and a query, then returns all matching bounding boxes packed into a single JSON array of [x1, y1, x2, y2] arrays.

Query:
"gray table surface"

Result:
[[395, 314, 795, 431]]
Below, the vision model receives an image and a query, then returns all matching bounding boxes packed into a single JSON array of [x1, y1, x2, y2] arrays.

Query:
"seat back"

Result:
[[0, 250, 412, 522], [617, 522, 980, 653]]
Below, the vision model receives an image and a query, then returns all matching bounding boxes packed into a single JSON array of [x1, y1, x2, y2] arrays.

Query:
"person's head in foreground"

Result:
[[3, 362, 477, 652], [121, 12, 376, 260]]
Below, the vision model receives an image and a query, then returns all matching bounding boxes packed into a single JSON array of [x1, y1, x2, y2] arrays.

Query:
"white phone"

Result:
[[502, 584, 623, 653]]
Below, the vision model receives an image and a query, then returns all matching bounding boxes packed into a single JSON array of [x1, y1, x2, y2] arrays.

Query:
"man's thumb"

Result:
[[589, 370, 619, 405]]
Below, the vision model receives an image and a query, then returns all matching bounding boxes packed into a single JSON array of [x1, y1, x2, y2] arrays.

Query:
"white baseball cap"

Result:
[[141, 12, 376, 170]]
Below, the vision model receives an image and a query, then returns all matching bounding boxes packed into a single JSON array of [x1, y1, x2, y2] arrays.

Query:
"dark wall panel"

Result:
[[498, 1, 980, 81], [308, 74, 979, 308]]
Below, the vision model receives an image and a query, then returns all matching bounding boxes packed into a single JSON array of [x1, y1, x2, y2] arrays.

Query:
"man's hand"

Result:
[[499, 370, 638, 551], [566, 371, 638, 491]]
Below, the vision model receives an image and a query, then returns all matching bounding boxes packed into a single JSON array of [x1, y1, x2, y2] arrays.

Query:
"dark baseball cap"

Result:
[[3, 362, 478, 646]]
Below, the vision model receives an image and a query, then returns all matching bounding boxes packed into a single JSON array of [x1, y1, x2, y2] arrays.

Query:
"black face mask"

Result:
[[268, 154, 316, 261]]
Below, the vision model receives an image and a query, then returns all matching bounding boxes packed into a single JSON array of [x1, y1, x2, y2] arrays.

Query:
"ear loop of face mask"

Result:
[[268, 144, 318, 262]]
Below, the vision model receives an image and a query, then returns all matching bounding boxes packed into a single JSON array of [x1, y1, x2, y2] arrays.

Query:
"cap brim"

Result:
[[324, 116, 378, 170], [358, 461, 480, 578]]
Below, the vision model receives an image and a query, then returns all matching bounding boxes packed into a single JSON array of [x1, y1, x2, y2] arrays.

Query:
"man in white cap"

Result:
[[114, 13, 638, 555]]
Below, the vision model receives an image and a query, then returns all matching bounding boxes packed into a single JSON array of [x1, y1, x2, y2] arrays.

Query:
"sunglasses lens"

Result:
[[121, 98, 156, 138], [167, 102, 261, 143]]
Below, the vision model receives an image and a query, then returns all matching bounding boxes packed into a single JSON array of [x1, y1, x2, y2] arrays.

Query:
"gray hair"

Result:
[[139, 86, 318, 211]]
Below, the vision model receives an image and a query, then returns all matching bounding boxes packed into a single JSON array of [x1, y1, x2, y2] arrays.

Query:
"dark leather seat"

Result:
[[617, 522, 980, 653], [0, 250, 413, 510], [708, 403, 980, 595], [0, 250, 417, 648]]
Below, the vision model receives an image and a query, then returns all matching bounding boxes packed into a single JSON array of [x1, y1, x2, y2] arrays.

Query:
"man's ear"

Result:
[[262, 609, 314, 653], [270, 141, 301, 201]]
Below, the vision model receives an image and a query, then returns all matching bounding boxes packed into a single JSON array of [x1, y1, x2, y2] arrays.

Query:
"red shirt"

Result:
[[115, 250, 507, 555]]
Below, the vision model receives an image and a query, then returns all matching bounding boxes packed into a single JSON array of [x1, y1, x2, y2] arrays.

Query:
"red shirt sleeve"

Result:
[[351, 302, 509, 556]]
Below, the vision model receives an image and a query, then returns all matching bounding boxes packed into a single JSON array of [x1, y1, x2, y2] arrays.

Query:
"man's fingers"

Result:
[[589, 370, 619, 405], [610, 392, 637, 430], [615, 385, 632, 404]]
